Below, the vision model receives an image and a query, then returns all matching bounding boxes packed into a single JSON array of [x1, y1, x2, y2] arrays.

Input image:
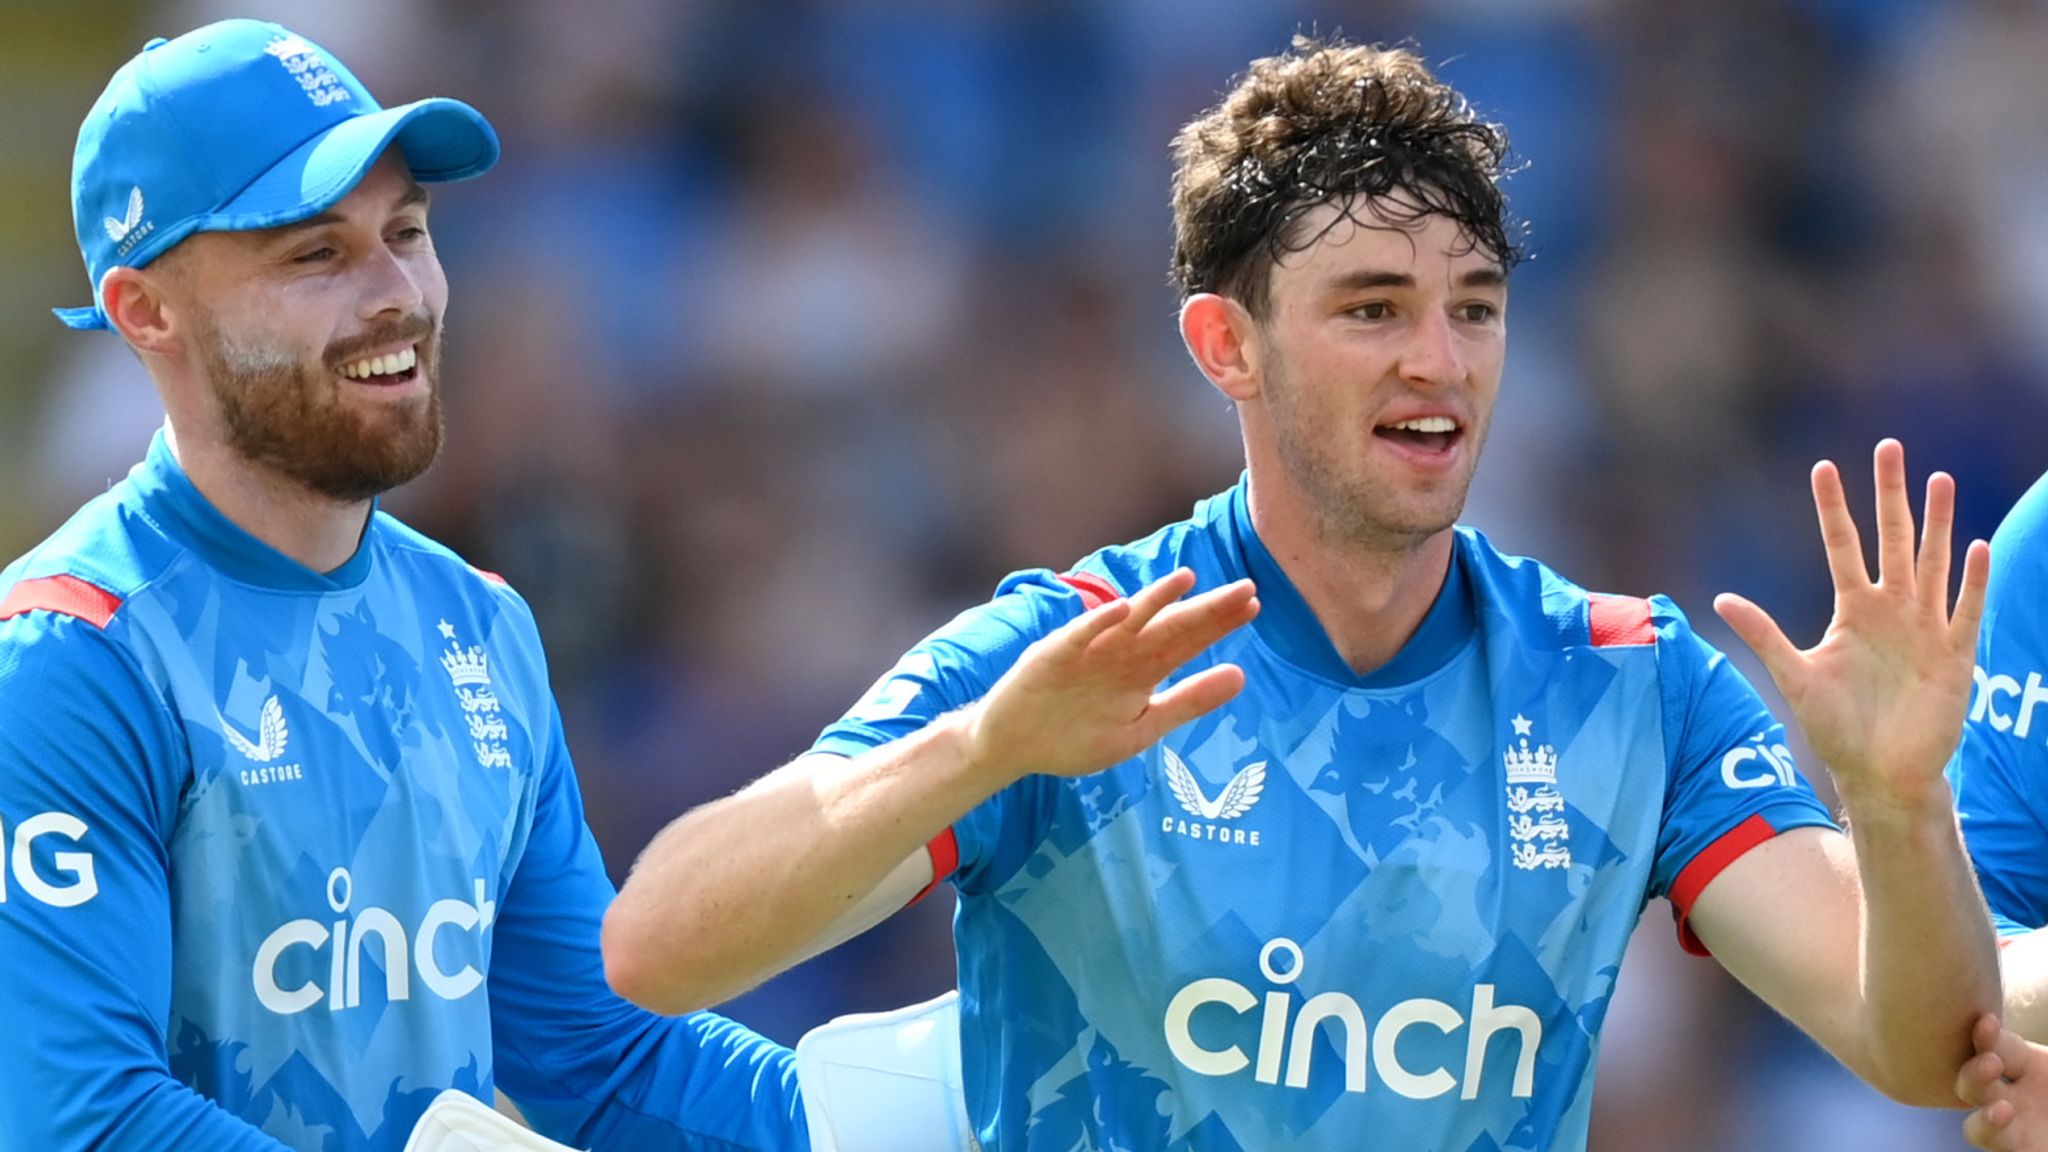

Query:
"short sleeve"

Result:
[[1951, 482, 2048, 938], [1641, 597, 1839, 956], [808, 571, 1089, 896]]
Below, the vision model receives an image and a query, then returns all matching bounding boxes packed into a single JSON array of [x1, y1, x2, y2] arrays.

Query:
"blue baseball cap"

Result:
[[56, 19, 500, 330]]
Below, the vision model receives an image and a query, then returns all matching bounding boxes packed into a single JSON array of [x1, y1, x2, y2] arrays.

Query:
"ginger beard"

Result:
[[197, 308, 444, 503]]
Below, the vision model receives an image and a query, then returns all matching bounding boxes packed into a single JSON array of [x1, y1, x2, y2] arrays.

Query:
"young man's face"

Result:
[[162, 149, 450, 502], [1248, 198, 1508, 548]]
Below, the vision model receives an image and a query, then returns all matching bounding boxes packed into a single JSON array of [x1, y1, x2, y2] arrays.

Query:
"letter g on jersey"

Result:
[[0, 811, 99, 908]]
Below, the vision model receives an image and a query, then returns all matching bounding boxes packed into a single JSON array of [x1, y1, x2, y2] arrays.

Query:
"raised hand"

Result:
[[964, 569, 1259, 783], [1714, 440, 1989, 811], [1959, 1013, 2048, 1150]]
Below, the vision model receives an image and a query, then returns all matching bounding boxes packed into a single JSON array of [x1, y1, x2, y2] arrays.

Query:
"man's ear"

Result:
[[1178, 292, 1262, 403], [100, 264, 184, 357]]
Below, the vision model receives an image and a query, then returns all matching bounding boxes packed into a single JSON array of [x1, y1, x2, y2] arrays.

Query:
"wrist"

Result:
[[936, 705, 1025, 796], [1835, 773, 1956, 833]]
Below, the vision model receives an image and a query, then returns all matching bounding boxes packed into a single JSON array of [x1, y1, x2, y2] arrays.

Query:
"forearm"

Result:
[[1845, 780, 2002, 1104], [603, 710, 1006, 1014], [500, 1008, 802, 1152], [1, 961, 297, 1150], [603, 569, 1254, 1014], [1, 1069, 293, 1152]]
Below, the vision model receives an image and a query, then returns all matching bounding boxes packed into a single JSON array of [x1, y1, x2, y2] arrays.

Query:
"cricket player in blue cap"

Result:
[[2, 20, 806, 1151]]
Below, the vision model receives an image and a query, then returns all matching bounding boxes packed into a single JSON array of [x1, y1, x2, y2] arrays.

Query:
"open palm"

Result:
[[1715, 440, 1989, 808], [965, 568, 1259, 783]]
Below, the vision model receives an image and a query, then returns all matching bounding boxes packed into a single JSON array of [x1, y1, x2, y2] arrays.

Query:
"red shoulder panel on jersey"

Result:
[[0, 574, 123, 630], [908, 828, 960, 906], [472, 568, 509, 586], [1587, 594, 1655, 647], [1669, 813, 1777, 957], [1058, 571, 1121, 610]]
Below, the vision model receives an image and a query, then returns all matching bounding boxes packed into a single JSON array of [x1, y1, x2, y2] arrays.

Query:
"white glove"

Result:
[[796, 991, 977, 1152], [402, 1090, 587, 1152]]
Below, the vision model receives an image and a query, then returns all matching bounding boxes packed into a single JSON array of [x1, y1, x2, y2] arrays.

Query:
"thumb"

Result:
[[1714, 593, 1804, 695]]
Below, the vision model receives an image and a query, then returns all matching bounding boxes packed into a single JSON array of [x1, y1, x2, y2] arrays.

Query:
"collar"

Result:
[[128, 427, 378, 592], [1221, 478, 1475, 688]]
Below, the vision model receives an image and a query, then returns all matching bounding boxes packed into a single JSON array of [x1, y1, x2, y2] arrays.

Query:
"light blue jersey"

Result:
[[815, 481, 1834, 1151], [0, 432, 802, 1152], [1952, 471, 2048, 938]]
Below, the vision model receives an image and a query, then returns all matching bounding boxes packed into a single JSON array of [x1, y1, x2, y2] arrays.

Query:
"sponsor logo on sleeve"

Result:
[[0, 811, 98, 908], [1720, 735, 1797, 790]]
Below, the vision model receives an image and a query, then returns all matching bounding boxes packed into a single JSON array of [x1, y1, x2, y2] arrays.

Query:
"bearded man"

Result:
[[0, 20, 802, 1151]]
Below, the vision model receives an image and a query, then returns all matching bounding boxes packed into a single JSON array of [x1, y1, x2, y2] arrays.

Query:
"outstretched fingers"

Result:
[[1139, 581, 1260, 668], [1811, 460, 1871, 598], [1918, 471, 1957, 614], [1953, 538, 1993, 649], [1046, 572, 1258, 695], [1044, 569, 1190, 662], [1115, 568, 1199, 635], [1714, 592, 1803, 695], [1141, 664, 1248, 743], [1873, 439, 1918, 594], [1050, 593, 1134, 657]]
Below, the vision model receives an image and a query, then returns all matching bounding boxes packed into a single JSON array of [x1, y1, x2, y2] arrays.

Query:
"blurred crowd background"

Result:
[[5, 1, 2044, 1148]]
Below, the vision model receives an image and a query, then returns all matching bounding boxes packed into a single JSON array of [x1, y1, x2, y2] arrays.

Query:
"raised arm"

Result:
[[1693, 439, 1997, 1105], [601, 569, 1258, 1015]]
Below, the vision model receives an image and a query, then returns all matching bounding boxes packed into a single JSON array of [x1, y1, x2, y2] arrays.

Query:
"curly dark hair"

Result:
[[1170, 37, 1523, 318]]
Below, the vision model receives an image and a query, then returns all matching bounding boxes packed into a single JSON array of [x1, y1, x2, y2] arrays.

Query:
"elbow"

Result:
[[1853, 1050, 1975, 1109], [1868, 1074, 1964, 1110], [600, 902, 705, 1017], [598, 904, 652, 1007]]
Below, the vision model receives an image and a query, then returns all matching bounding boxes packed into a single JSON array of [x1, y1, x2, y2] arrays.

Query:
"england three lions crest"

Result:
[[1505, 714, 1570, 871], [438, 619, 513, 771]]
